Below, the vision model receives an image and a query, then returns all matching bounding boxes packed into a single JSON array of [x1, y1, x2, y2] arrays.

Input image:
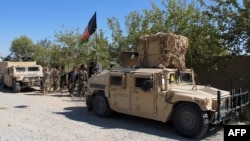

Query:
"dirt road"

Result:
[[0, 87, 225, 141]]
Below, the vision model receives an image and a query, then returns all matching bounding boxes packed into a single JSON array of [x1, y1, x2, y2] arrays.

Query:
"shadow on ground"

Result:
[[0, 86, 40, 93], [0, 84, 224, 140], [14, 105, 30, 108], [53, 105, 224, 141]]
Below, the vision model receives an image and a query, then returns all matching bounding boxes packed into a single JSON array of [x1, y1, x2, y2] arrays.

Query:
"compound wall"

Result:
[[194, 56, 250, 91]]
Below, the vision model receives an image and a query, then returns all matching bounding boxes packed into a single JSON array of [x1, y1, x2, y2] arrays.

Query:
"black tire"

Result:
[[93, 93, 113, 117], [0, 78, 2, 87], [172, 102, 209, 139], [2, 82, 7, 88], [1, 77, 7, 88], [86, 96, 93, 112], [12, 80, 21, 93]]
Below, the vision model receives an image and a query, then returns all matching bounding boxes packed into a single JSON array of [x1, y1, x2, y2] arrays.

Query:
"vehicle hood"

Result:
[[170, 85, 230, 99]]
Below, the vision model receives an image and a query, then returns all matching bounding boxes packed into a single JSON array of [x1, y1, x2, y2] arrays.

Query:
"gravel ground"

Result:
[[0, 87, 230, 141]]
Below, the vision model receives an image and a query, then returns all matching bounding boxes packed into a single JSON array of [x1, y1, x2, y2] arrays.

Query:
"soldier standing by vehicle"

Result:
[[42, 67, 50, 95], [60, 65, 67, 91], [68, 66, 78, 97], [52, 66, 60, 92], [78, 64, 88, 97]]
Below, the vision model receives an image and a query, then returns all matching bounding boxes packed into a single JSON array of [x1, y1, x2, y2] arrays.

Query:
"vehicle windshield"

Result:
[[16, 67, 25, 72], [180, 72, 192, 83], [169, 71, 193, 84], [28, 67, 40, 71]]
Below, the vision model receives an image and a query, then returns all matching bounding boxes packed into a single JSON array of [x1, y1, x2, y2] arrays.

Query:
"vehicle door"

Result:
[[109, 72, 130, 109], [131, 73, 156, 115], [4, 67, 13, 87]]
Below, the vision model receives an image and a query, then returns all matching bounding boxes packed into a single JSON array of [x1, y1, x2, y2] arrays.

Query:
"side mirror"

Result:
[[142, 80, 153, 91]]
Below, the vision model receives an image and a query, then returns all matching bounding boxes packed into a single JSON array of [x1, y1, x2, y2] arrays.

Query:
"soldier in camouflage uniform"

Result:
[[59, 65, 67, 91], [68, 66, 78, 97], [42, 67, 50, 95], [78, 64, 88, 97], [52, 66, 60, 92]]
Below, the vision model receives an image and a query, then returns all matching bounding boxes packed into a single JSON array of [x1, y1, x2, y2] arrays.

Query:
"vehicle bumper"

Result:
[[210, 89, 249, 124]]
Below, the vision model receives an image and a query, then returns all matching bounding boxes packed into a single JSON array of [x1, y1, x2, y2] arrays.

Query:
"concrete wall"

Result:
[[194, 56, 250, 91]]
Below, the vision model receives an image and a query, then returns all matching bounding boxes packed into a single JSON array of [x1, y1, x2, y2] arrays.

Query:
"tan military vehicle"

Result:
[[0, 61, 43, 92], [85, 33, 250, 139]]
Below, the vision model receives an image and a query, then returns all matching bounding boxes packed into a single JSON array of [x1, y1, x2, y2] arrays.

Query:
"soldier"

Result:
[[78, 64, 88, 97], [68, 66, 78, 97], [60, 65, 67, 91], [42, 67, 50, 95], [52, 66, 60, 92]]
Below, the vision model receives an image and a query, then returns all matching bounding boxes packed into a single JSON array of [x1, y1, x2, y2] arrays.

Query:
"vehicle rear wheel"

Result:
[[93, 93, 113, 117], [172, 102, 209, 139], [1, 77, 7, 88], [12, 80, 21, 93]]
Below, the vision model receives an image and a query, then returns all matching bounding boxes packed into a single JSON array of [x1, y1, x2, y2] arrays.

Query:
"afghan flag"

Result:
[[77, 12, 97, 48]]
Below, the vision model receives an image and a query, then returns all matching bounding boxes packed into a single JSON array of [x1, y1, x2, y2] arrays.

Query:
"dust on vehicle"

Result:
[[85, 33, 250, 139]]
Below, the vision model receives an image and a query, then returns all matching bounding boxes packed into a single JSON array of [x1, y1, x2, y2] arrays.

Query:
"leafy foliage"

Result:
[[10, 35, 35, 58], [206, 0, 250, 55]]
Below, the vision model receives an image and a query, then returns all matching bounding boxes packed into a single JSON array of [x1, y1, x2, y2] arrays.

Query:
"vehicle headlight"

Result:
[[212, 98, 228, 110], [195, 97, 212, 110]]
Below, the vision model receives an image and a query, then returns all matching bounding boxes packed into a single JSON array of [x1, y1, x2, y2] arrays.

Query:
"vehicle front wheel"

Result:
[[172, 102, 209, 139], [12, 80, 21, 93], [86, 96, 93, 112], [1, 77, 7, 88], [93, 93, 113, 117]]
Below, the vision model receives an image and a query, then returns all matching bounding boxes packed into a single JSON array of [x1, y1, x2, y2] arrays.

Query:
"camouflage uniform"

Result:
[[60, 66, 67, 91], [42, 67, 50, 95], [52, 66, 60, 92], [78, 64, 88, 97]]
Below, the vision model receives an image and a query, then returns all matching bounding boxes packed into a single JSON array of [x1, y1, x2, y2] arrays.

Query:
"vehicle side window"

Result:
[[28, 67, 39, 71], [169, 73, 177, 84], [110, 76, 122, 86], [135, 77, 150, 88], [16, 67, 25, 72]]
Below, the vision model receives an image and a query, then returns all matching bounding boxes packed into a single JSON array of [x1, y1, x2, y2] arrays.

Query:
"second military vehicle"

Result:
[[0, 61, 43, 92]]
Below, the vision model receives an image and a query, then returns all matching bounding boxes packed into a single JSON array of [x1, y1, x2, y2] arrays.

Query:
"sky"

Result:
[[0, 0, 164, 57]]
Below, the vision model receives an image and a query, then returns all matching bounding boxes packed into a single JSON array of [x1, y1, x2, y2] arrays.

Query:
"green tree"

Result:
[[54, 26, 110, 69], [206, 0, 250, 55], [34, 38, 54, 67], [107, 17, 127, 53], [95, 30, 111, 69], [107, 0, 225, 69], [10, 35, 35, 58], [32, 44, 49, 66], [54, 27, 81, 68]]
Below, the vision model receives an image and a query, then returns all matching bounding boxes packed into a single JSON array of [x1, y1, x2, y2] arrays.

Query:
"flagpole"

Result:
[[93, 11, 99, 74], [95, 30, 99, 74]]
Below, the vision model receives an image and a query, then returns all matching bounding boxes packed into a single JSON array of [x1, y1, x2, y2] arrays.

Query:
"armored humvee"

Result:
[[0, 61, 43, 92], [85, 33, 250, 139], [86, 67, 249, 138]]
